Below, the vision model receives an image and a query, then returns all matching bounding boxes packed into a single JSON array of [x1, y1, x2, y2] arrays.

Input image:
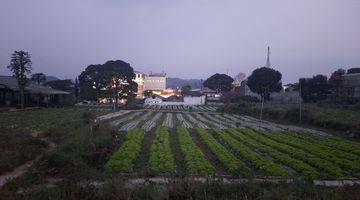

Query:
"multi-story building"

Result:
[[133, 71, 166, 98], [134, 71, 146, 98], [144, 72, 166, 91]]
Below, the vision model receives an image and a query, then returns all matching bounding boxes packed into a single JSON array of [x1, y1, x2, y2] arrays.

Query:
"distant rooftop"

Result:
[[148, 72, 166, 77], [0, 75, 70, 95]]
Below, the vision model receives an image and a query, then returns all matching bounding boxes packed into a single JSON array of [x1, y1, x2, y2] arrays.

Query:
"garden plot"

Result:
[[142, 113, 163, 132], [232, 115, 328, 136], [185, 113, 209, 129], [109, 111, 143, 127], [163, 113, 174, 128], [210, 114, 238, 128], [176, 113, 193, 128], [202, 113, 227, 129], [97, 110, 131, 121], [120, 112, 153, 131]]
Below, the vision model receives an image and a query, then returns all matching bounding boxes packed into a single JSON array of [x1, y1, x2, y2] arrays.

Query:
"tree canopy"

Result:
[[45, 79, 74, 92], [181, 85, 192, 95], [203, 73, 234, 93], [247, 67, 282, 100], [31, 73, 46, 85], [78, 60, 137, 103], [300, 75, 331, 103], [347, 68, 360, 74]]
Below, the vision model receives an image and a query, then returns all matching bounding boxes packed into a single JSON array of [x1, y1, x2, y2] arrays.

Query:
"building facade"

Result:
[[144, 73, 166, 91], [342, 73, 360, 98], [133, 71, 167, 98]]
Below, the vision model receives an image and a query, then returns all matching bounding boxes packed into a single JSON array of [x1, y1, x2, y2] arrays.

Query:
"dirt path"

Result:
[[0, 139, 57, 188]]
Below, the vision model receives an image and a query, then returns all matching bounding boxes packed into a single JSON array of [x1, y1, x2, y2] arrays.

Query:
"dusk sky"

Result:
[[1, 0, 359, 84]]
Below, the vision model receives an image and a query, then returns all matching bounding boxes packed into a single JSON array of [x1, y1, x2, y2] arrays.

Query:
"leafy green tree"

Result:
[[31, 73, 46, 85], [181, 85, 192, 95], [7, 50, 32, 109], [45, 79, 74, 92], [78, 60, 137, 108], [203, 73, 234, 93], [102, 60, 137, 109], [78, 64, 106, 101], [300, 75, 331, 103], [347, 68, 360, 74], [247, 67, 282, 100]]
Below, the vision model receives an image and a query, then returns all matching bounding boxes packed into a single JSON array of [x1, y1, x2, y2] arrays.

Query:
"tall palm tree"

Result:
[[7, 50, 32, 109]]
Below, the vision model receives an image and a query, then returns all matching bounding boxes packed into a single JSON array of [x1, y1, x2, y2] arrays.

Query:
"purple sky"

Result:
[[1, 0, 359, 83]]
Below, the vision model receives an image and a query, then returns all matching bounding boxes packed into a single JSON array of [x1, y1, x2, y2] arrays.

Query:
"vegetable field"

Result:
[[102, 109, 360, 179]]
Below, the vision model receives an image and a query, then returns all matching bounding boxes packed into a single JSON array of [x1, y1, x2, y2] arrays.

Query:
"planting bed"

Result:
[[101, 110, 360, 180]]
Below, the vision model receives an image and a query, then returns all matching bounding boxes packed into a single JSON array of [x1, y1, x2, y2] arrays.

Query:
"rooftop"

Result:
[[0, 75, 71, 95]]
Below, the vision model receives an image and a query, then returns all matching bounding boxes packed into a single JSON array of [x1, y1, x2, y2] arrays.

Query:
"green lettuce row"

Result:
[[177, 127, 214, 174], [260, 131, 360, 173], [105, 129, 144, 173], [228, 129, 319, 179], [286, 132, 360, 156], [149, 126, 175, 174], [196, 128, 247, 174], [242, 129, 348, 178], [214, 129, 289, 176]]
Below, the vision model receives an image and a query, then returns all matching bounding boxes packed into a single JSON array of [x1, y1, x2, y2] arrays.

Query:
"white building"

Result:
[[133, 71, 167, 98], [144, 72, 166, 91]]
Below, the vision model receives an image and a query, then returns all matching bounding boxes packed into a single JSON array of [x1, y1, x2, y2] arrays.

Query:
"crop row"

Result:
[[259, 131, 360, 173], [142, 113, 163, 132], [162, 113, 174, 128], [241, 129, 347, 178], [149, 126, 175, 173], [177, 127, 214, 174], [228, 129, 320, 179], [203, 113, 227, 129], [105, 129, 144, 173], [288, 132, 360, 157], [186, 114, 209, 129], [213, 129, 289, 176], [110, 111, 142, 127], [196, 128, 247, 174], [176, 113, 193, 128], [120, 112, 153, 131], [97, 110, 131, 121]]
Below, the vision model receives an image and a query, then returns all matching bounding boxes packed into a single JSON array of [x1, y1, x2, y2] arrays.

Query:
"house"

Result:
[[0, 75, 72, 107], [342, 73, 360, 98], [183, 91, 205, 105], [201, 87, 222, 105]]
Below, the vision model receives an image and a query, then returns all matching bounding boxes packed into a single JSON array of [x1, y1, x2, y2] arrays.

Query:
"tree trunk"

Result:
[[20, 88, 25, 109]]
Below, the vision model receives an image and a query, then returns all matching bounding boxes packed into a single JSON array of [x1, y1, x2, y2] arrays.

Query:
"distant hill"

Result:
[[45, 76, 60, 83], [166, 78, 202, 89]]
